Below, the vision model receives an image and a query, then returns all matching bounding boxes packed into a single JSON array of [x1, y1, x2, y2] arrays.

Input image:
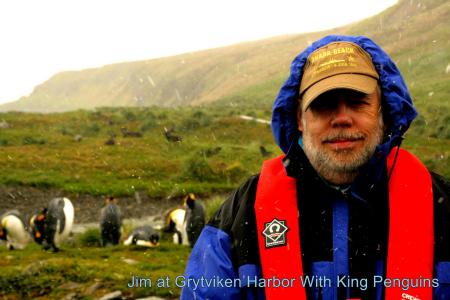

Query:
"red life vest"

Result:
[[255, 147, 434, 300]]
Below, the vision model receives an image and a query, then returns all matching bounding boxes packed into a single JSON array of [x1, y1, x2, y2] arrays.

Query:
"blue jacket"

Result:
[[182, 35, 450, 299]]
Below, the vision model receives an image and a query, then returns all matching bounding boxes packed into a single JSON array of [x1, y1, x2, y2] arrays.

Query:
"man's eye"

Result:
[[349, 99, 370, 107], [309, 100, 335, 112]]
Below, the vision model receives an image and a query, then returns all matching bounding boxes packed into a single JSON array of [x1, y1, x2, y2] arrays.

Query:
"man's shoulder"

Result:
[[431, 172, 450, 199], [431, 171, 450, 220], [208, 174, 260, 233], [431, 172, 450, 261]]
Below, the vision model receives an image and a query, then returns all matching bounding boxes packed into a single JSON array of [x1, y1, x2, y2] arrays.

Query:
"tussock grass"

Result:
[[204, 195, 227, 221], [0, 240, 191, 299], [77, 228, 102, 247], [0, 106, 277, 197], [0, 105, 448, 200]]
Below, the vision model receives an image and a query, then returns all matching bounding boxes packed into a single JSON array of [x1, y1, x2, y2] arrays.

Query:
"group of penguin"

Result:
[[0, 193, 206, 251], [0, 197, 74, 251]]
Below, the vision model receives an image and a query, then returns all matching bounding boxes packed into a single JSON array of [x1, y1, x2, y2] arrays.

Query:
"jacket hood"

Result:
[[272, 35, 417, 154]]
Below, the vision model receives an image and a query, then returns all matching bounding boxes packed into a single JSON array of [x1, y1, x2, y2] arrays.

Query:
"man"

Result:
[[181, 35, 449, 299]]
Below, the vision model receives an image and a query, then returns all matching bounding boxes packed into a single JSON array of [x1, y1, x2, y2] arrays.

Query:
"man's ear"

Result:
[[297, 108, 304, 132]]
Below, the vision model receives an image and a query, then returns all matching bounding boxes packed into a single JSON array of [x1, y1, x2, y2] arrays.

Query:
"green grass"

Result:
[[204, 195, 227, 221], [402, 133, 450, 177], [0, 106, 277, 197], [0, 239, 191, 299], [0, 106, 448, 200]]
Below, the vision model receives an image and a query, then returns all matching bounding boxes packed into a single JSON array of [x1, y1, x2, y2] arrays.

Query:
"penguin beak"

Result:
[[149, 241, 160, 247]]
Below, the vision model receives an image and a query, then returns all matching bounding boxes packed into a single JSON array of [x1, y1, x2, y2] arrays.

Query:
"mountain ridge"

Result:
[[1, 0, 449, 112]]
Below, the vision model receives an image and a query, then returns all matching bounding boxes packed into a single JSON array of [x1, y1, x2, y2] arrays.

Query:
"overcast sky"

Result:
[[0, 0, 397, 105]]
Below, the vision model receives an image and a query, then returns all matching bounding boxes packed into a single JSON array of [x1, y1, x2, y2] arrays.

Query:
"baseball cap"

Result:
[[299, 41, 379, 111]]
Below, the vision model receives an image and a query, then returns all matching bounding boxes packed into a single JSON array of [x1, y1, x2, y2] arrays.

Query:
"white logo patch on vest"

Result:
[[262, 218, 288, 248]]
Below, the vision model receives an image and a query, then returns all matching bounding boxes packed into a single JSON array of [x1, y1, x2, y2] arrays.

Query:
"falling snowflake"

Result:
[[147, 75, 156, 87]]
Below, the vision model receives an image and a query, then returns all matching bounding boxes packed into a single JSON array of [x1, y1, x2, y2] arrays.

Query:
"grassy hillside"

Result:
[[0, 0, 448, 194], [0, 106, 278, 197], [1, 0, 449, 117], [0, 106, 448, 200]]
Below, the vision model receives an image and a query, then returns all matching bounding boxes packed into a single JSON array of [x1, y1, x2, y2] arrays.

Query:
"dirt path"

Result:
[[0, 186, 182, 225]]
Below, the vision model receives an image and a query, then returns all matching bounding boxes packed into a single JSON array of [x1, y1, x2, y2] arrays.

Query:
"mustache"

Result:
[[322, 132, 365, 143]]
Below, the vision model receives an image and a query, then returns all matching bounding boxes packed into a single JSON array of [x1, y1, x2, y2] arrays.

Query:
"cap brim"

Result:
[[301, 74, 378, 111]]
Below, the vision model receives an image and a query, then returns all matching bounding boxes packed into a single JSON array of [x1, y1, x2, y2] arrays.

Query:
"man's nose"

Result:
[[330, 101, 353, 127]]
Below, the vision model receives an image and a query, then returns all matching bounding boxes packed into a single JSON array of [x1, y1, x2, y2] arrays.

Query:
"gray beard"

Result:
[[302, 116, 384, 184]]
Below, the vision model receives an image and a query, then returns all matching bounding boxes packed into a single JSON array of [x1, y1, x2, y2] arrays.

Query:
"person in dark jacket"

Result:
[[181, 35, 450, 300]]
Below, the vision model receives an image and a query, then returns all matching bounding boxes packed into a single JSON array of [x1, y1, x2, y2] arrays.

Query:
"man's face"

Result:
[[298, 88, 384, 185]]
